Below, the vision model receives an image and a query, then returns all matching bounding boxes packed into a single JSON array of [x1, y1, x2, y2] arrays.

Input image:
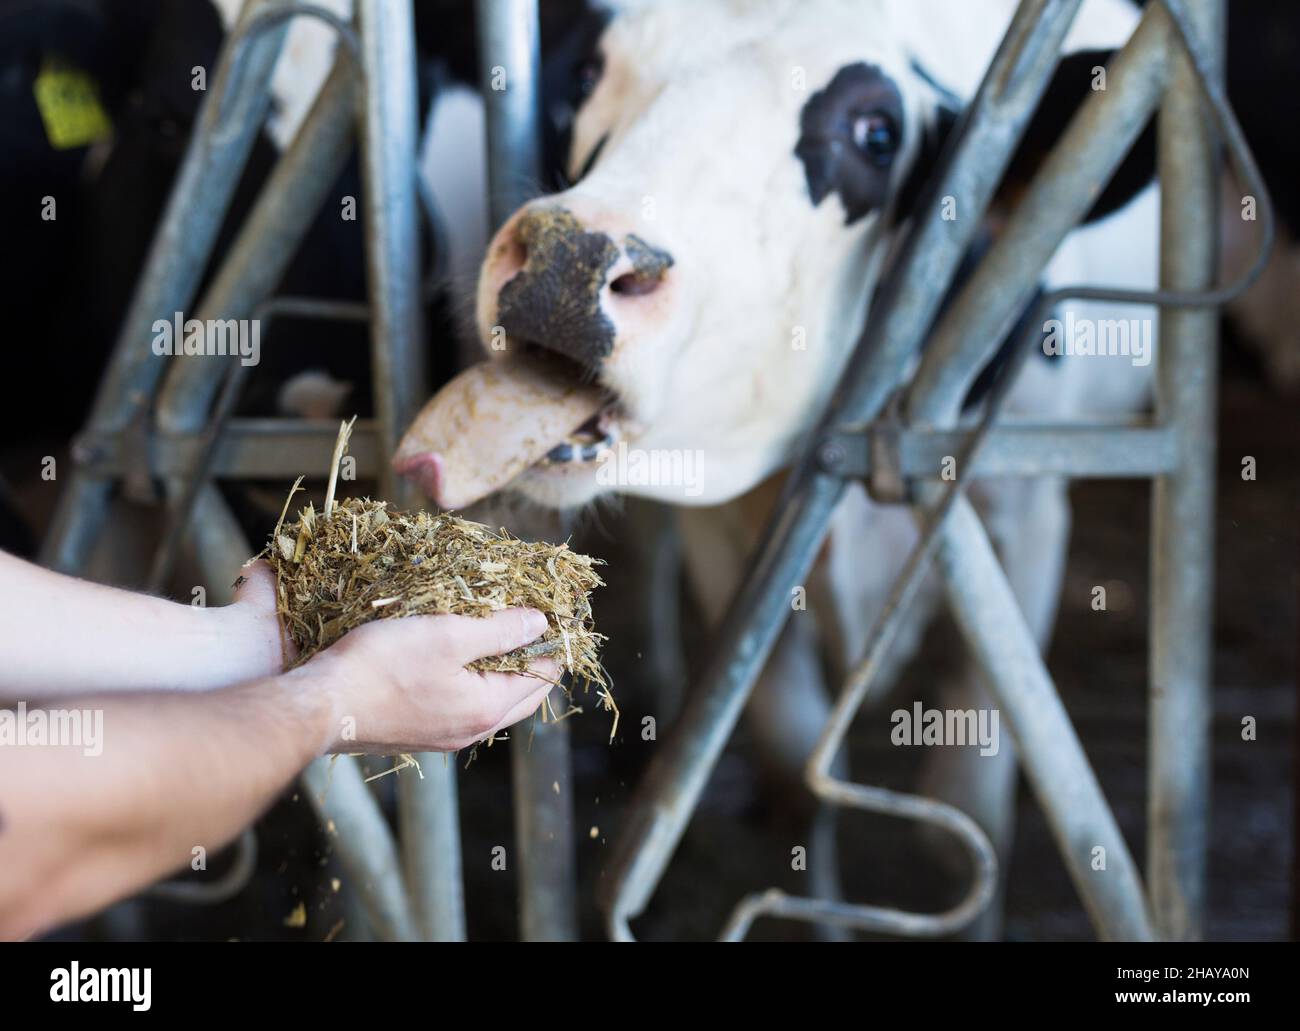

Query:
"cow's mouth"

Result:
[[540, 405, 620, 465], [393, 353, 623, 509]]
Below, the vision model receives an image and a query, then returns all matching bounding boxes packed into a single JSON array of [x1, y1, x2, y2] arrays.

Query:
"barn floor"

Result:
[[4, 345, 1292, 942]]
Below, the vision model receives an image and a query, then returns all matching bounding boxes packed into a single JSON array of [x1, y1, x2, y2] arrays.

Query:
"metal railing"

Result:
[[599, 0, 1270, 942], [40, 0, 457, 941]]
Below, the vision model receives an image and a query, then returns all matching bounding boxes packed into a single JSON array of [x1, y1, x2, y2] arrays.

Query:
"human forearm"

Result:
[[0, 607, 555, 940], [0, 551, 283, 699], [0, 668, 333, 940]]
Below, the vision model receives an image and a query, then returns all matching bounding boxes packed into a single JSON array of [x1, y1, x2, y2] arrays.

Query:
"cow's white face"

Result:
[[395, 0, 1020, 511]]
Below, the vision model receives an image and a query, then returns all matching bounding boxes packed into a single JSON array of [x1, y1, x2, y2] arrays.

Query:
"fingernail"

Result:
[[523, 610, 548, 638]]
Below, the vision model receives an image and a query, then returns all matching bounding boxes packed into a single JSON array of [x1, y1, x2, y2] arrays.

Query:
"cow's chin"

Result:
[[506, 461, 610, 510]]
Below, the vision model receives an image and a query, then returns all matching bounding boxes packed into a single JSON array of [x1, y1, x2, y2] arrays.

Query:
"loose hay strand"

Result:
[[323, 415, 356, 519]]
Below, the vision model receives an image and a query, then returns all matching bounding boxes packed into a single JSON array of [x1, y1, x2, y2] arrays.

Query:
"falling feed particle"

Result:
[[283, 902, 307, 928], [330, 878, 341, 893], [589, 826, 599, 839]]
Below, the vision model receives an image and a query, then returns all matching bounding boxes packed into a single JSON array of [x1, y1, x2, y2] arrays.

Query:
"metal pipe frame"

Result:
[[356, 0, 425, 499], [876, 0, 1178, 941], [600, 0, 1088, 940], [39, 0, 293, 574], [150, 300, 370, 592], [156, 59, 361, 434], [302, 755, 421, 942], [74, 419, 1176, 484], [477, 0, 580, 942], [157, 5, 421, 943], [34, 0, 435, 941], [904, 6, 1173, 425], [353, 0, 466, 943], [1148, 0, 1223, 943], [603, 0, 1255, 941]]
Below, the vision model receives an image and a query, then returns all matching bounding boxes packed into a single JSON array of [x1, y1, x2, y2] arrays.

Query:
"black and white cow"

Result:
[[394, 0, 1161, 935]]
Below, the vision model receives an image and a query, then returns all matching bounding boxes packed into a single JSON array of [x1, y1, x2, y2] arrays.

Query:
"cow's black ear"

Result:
[[1000, 49, 1156, 222]]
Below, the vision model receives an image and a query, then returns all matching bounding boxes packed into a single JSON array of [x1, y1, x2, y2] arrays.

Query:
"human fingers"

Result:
[[437, 608, 549, 665]]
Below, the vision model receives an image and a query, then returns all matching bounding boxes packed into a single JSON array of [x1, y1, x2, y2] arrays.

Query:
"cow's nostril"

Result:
[[616, 234, 673, 297], [610, 271, 663, 297], [495, 232, 528, 281]]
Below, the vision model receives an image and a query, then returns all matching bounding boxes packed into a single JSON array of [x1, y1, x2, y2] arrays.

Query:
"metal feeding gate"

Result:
[[38, 0, 1272, 941], [598, 0, 1274, 942]]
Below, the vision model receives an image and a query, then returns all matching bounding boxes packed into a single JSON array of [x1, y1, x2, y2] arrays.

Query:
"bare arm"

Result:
[[0, 551, 284, 699], [0, 608, 555, 940]]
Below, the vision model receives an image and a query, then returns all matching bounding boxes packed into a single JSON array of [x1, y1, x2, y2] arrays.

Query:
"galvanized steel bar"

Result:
[[825, 423, 1177, 481], [477, 0, 580, 942], [834, 0, 1087, 426], [155, 417, 379, 478], [931, 495, 1155, 939], [355, 0, 461, 942], [905, 1, 1174, 425], [156, 58, 360, 433], [357, 0, 426, 494], [302, 755, 421, 942], [877, 3, 1177, 942], [397, 755, 466, 941], [723, 754, 998, 939], [478, 0, 546, 224], [602, 0, 1089, 939], [1148, 0, 1222, 942], [39, 0, 292, 572]]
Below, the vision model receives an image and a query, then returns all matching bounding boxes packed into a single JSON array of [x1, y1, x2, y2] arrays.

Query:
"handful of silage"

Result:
[[265, 482, 610, 715]]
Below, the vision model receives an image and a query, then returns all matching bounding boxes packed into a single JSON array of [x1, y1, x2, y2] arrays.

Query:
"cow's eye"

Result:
[[576, 55, 604, 100], [851, 111, 898, 165]]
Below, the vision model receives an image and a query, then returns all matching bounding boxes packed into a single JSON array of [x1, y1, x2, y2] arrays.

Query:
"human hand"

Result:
[[291, 607, 558, 753], [222, 560, 296, 675]]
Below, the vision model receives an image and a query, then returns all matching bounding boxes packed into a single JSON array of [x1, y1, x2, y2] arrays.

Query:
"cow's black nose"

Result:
[[494, 207, 672, 372]]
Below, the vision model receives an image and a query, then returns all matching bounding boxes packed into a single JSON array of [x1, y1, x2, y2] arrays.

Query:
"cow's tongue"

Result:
[[393, 357, 606, 509]]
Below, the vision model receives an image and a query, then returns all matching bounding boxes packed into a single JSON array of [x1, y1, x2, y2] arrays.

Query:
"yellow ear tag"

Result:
[[33, 56, 113, 150]]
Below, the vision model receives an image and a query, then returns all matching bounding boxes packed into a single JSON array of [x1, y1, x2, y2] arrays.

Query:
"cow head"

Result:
[[395, 0, 1137, 511]]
